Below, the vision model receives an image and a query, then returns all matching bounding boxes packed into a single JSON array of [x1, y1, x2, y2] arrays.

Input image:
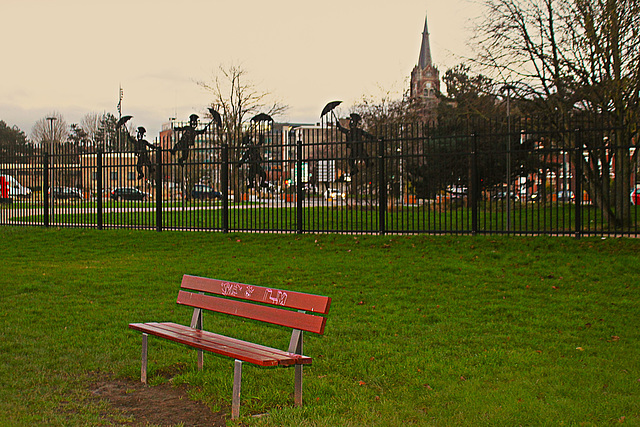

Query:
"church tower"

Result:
[[410, 13, 440, 122]]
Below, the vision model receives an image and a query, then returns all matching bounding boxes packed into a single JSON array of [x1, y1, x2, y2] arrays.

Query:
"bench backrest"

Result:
[[177, 275, 331, 334]]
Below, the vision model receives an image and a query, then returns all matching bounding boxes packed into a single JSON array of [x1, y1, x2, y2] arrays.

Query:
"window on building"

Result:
[[110, 171, 118, 181]]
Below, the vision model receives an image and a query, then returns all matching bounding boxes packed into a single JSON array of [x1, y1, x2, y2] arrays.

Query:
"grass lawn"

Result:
[[1, 227, 639, 426]]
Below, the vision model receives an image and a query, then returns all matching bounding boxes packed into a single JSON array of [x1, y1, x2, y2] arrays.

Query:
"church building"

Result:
[[410, 13, 440, 122]]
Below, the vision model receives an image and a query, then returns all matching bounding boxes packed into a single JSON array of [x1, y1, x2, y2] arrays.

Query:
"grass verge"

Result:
[[1, 227, 639, 425]]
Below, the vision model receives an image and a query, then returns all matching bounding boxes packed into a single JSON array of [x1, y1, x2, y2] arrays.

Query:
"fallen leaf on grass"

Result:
[[358, 381, 366, 386], [576, 347, 584, 351]]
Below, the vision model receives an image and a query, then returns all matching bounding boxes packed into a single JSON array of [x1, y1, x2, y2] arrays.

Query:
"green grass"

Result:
[[6, 201, 640, 235], [1, 227, 639, 425]]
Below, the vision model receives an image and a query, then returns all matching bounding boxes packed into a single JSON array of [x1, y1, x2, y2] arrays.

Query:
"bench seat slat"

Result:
[[150, 322, 311, 365], [177, 291, 327, 334], [181, 275, 332, 315], [129, 322, 311, 366]]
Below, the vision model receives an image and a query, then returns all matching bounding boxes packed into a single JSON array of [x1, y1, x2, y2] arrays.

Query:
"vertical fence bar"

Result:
[[222, 143, 229, 233], [574, 129, 582, 238], [470, 134, 479, 235], [155, 148, 163, 232], [96, 150, 103, 230], [296, 137, 303, 234], [43, 152, 50, 227], [378, 137, 386, 234]]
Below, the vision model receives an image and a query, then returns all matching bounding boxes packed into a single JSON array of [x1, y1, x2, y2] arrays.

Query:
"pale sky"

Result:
[[1, 0, 481, 139]]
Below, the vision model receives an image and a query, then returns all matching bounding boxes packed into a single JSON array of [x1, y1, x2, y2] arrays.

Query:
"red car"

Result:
[[631, 188, 640, 206]]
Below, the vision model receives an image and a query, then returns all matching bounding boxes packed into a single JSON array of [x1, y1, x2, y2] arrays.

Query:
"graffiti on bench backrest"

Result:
[[264, 288, 288, 306], [221, 282, 255, 298], [219, 282, 287, 305]]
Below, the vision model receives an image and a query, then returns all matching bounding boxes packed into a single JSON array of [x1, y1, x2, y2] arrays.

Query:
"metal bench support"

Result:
[[232, 359, 243, 419], [288, 325, 304, 407], [141, 333, 148, 384]]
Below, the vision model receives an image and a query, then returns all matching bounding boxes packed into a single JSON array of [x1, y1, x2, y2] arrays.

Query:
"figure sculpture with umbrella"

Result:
[[170, 108, 222, 164], [238, 113, 271, 189], [116, 115, 157, 181], [321, 101, 374, 175]]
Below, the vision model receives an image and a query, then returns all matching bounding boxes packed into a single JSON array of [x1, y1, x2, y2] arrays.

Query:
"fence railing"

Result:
[[1, 118, 638, 236]]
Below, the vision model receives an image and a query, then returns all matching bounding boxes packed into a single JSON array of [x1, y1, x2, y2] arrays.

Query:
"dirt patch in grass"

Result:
[[91, 378, 227, 426]]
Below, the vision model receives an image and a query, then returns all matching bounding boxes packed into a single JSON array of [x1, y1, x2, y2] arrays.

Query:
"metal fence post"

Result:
[[296, 137, 303, 234], [574, 130, 582, 239], [96, 150, 103, 230], [470, 134, 479, 235], [222, 144, 229, 233], [378, 137, 386, 235], [43, 152, 50, 227], [156, 148, 163, 232]]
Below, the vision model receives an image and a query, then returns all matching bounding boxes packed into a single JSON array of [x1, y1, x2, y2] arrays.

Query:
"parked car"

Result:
[[557, 191, 575, 202], [0, 174, 31, 198], [110, 187, 148, 201], [50, 186, 82, 200], [631, 188, 640, 206], [323, 188, 345, 200], [191, 185, 222, 200], [492, 191, 520, 201], [443, 186, 468, 203]]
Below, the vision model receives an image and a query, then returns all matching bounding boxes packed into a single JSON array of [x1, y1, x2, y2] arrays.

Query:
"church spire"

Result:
[[417, 13, 432, 70], [410, 11, 440, 122]]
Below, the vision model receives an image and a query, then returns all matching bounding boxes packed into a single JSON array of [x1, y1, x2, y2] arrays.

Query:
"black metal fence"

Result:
[[1, 117, 638, 236]]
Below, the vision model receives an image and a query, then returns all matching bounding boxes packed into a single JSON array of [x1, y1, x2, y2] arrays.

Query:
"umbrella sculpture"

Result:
[[320, 100, 342, 122]]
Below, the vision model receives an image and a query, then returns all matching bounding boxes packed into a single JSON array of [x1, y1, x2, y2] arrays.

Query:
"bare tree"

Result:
[[79, 112, 102, 147], [196, 63, 288, 145], [473, 0, 640, 227], [31, 112, 68, 154]]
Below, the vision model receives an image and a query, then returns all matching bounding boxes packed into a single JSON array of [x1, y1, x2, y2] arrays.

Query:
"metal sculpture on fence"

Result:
[[170, 114, 206, 164], [116, 116, 156, 180], [336, 113, 374, 174], [170, 108, 222, 164], [321, 101, 374, 175], [132, 127, 156, 180], [238, 113, 271, 189]]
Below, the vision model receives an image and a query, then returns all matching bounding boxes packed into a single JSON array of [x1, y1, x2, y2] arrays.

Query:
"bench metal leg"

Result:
[[288, 326, 304, 407], [294, 364, 303, 406], [232, 359, 243, 419], [141, 333, 148, 384]]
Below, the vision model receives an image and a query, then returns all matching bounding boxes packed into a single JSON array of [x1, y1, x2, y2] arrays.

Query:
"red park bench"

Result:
[[129, 274, 332, 419]]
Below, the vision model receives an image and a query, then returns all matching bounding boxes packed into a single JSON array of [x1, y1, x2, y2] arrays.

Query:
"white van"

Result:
[[0, 174, 32, 198]]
